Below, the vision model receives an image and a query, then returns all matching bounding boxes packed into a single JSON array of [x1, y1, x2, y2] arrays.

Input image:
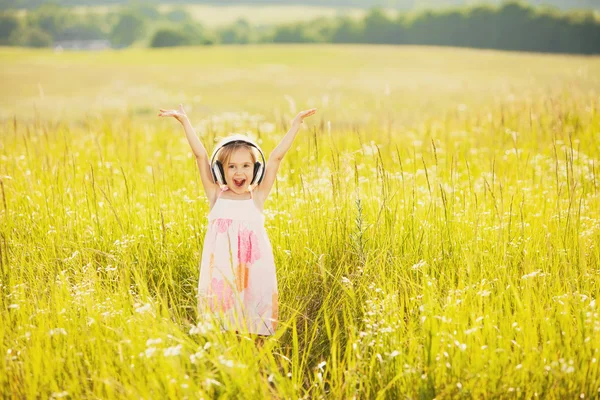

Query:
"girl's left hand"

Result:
[[292, 108, 317, 127]]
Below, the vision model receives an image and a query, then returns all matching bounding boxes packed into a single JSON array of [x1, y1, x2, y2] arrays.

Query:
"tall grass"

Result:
[[0, 46, 599, 398]]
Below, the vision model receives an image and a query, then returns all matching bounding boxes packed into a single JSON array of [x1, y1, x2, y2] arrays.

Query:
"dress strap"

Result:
[[248, 184, 254, 199], [217, 185, 229, 198]]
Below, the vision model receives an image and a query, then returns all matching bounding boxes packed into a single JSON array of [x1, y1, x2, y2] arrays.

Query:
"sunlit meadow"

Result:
[[1, 44, 600, 398]]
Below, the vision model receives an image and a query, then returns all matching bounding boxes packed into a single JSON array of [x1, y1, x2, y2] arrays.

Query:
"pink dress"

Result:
[[197, 189, 279, 336]]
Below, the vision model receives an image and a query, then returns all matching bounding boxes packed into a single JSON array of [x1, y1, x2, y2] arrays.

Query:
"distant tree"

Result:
[[463, 5, 499, 48], [405, 10, 437, 44], [0, 12, 20, 44], [526, 9, 564, 53], [180, 21, 215, 45], [363, 8, 399, 43], [11, 26, 52, 47], [434, 10, 468, 46], [218, 19, 252, 44], [331, 16, 363, 43], [272, 22, 319, 43], [109, 12, 145, 47], [150, 28, 188, 47], [80, 12, 111, 35], [56, 22, 105, 41], [128, 4, 160, 20], [25, 3, 71, 39], [495, 1, 534, 51], [566, 11, 600, 54], [165, 7, 192, 22], [303, 17, 337, 42]]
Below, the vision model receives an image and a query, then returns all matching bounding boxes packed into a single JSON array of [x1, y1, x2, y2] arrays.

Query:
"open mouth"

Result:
[[233, 178, 246, 188]]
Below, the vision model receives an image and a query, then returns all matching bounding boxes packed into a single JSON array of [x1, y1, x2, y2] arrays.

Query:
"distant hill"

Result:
[[2, 0, 599, 11]]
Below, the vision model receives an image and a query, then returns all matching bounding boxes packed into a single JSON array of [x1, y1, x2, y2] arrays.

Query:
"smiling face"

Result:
[[220, 146, 256, 194]]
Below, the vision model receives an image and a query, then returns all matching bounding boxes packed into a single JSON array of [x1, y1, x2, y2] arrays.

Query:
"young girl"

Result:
[[158, 104, 317, 338]]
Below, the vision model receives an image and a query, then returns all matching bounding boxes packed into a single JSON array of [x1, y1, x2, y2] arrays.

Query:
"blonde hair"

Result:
[[216, 141, 258, 166]]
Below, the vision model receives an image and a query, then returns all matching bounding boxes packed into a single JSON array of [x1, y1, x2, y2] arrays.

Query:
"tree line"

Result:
[[0, 1, 598, 54], [2, 0, 600, 11]]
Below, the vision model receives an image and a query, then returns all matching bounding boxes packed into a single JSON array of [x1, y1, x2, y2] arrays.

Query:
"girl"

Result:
[[158, 104, 317, 340]]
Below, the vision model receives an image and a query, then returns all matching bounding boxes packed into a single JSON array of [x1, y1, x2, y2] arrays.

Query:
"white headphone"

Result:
[[210, 135, 266, 188]]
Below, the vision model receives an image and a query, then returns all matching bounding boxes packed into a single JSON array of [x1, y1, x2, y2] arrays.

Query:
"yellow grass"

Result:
[[1, 44, 599, 398]]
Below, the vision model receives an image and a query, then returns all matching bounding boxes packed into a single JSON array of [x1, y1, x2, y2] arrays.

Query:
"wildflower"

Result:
[[204, 378, 222, 388], [135, 303, 151, 314], [341, 276, 353, 286], [218, 355, 234, 368], [190, 320, 214, 335], [465, 327, 478, 335], [190, 350, 205, 364], [411, 260, 427, 270], [146, 338, 162, 346], [164, 344, 182, 357], [145, 347, 156, 358], [522, 270, 548, 280], [454, 340, 467, 351]]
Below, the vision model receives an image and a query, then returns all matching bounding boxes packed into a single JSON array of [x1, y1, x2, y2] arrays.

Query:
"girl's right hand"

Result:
[[158, 104, 188, 123]]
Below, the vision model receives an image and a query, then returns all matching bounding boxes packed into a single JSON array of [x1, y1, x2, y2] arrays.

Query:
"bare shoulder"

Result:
[[252, 187, 267, 212], [207, 187, 220, 210]]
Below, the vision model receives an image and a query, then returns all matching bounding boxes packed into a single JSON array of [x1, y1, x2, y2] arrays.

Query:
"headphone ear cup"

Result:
[[217, 160, 227, 185], [252, 162, 261, 185], [253, 162, 265, 185], [213, 160, 226, 185], [211, 163, 218, 183]]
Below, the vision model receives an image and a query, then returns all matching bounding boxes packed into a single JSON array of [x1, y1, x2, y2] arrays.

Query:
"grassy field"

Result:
[[1, 44, 600, 398]]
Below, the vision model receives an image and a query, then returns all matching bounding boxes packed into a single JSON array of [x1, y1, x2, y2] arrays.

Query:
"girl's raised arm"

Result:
[[158, 104, 219, 204], [255, 108, 317, 205]]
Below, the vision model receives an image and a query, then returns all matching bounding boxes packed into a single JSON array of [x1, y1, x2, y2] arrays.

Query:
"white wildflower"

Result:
[[146, 338, 162, 346], [521, 270, 548, 280], [190, 321, 214, 335], [411, 260, 427, 270], [190, 350, 205, 364], [145, 347, 156, 358], [204, 378, 222, 387], [135, 303, 151, 314], [164, 344, 182, 357], [49, 328, 67, 336], [218, 356, 234, 368]]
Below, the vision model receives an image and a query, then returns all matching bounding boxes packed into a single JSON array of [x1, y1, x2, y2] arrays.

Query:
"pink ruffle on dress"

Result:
[[197, 189, 278, 336]]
